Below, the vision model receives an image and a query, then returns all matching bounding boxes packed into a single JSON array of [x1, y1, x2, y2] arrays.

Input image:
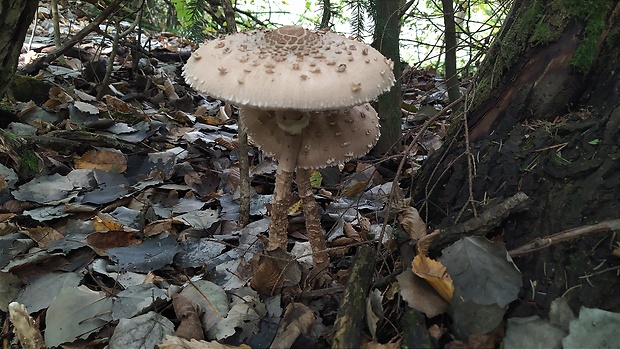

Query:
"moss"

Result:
[[9, 75, 51, 104], [19, 152, 41, 174], [564, 0, 611, 72]]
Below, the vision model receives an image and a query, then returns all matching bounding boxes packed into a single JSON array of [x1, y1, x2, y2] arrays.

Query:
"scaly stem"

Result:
[[296, 168, 329, 266], [268, 132, 301, 250]]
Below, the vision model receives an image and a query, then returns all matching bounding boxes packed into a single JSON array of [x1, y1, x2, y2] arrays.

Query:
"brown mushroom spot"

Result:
[[182, 26, 395, 111], [241, 103, 380, 169]]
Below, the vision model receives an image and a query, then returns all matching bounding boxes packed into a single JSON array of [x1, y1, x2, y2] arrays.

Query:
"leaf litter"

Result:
[[1, 3, 618, 348]]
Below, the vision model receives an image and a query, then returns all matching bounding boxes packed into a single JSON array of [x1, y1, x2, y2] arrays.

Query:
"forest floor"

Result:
[[0, 4, 619, 349]]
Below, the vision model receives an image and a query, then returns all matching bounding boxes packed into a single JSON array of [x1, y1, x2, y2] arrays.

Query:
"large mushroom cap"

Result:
[[241, 103, 380, 169], [183, 26, 395, 111]]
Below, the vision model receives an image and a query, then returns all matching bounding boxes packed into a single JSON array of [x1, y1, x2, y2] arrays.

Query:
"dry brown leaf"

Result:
[[360, 338, 401, 349], [396, 270, 449, 318], [85, 230, 142, 255], [411, 254, 454, 302], [343, 221, 362, 242], [23, 226, 63, 248], [157, 335, 251, 349], [399, 206, 427, 241], [172, 294, 204, 340], [249, 248, 301, 296], [416, 229, 440, 256], [612, 242, 620, 258], [340, 181, 367, 197], [93, 214, 124, 232], [145, 219, 179, 237], [103, 94, 133, 113], [270, 302, 315, 348], [76, 149, 127, 173], [0, 176, 8, 193]]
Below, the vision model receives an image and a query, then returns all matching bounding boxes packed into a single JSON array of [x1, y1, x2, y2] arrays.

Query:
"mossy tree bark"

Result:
[[0, 0, 39, 97], [413, 0, 620, 315]]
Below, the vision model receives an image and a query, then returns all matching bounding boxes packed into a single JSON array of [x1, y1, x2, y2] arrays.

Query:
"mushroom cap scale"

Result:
[[241, 103, 380, 169], [183, 26, 395, 111]]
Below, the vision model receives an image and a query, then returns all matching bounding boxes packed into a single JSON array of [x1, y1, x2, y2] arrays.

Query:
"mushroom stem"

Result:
[[296, 168, 329, 266], [268, 168, 294, 250], [267, 132, 302, 250]]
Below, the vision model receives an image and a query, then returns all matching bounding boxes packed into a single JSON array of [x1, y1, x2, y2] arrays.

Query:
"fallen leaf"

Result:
[[270, 302, 315, 348], [396, 269, 449, 318], [76, 149, 127, 173], [399, 206, 427, 241], [412, 253, 454, 302], [249, 248, 301, 296], [22, 226, 63, 248]]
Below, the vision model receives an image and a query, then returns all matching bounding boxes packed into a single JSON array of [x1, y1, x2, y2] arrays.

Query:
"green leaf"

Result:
[[310, 170, 322, 187]]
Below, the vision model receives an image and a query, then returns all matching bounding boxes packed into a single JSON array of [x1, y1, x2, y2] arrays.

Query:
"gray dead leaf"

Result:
[[0, 164, 18, 189], [112, 284, 168, 320], [23, 205, 71, 222], [46, 219, 95, 253], [0, 272, 21, 312], [175, 209, 219, 230], [207, 302, 260, 342], [74, 100, 99, 114], [13, 272, 81, 313], [180, 280, 229, 334], [563, 307, 620, 349], [13, 173, 74, 204], [438, 236, 521, 307], [108, 311, 175, 349], [107, 235, 180, 272], [504, 316, 566, 349], [45, 286, 113, 347], [0, 233, 33, 268], [174, 237, 226, 269]]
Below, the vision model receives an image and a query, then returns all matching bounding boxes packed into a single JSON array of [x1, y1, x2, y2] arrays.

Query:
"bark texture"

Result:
[[372, 0, 403, 155], [413, 0, 620, 316], [0, 0, 39, 97]]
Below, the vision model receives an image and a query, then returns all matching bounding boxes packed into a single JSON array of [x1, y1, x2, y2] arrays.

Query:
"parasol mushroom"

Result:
[[183, 25, 395, 264]]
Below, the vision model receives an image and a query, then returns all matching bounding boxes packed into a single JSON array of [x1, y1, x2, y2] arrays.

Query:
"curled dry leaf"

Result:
[[399, 206, 427, 241], [172, 293, 204, 340], [411, 251, 454, 302], [270, 302, 315, 348]]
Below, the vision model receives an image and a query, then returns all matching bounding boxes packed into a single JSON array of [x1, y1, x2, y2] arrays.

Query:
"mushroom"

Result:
[[241, 104, 380, 264], [183, 26, 395, 264]]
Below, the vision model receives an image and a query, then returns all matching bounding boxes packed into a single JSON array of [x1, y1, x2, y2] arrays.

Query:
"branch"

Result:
[[21, 0, 125, 75], [509, 219, 620, 257]]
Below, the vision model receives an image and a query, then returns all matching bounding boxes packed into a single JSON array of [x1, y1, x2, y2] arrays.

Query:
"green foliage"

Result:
[[343, 0, 376, 39], [172, 0, 211, 41]]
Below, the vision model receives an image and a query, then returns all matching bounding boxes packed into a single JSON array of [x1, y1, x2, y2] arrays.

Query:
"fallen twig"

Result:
[[508, 219, 620, 257]]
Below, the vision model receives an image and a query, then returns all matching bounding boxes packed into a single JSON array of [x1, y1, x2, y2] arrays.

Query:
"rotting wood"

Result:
[[331, 244, 375, 349]]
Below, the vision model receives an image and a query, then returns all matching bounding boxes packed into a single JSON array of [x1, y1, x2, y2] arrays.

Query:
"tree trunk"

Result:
[[0, 0, 39, 97], [372, 0, 403, 155], [442, 0, 462, 113], [413, 0, 620, 316]]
